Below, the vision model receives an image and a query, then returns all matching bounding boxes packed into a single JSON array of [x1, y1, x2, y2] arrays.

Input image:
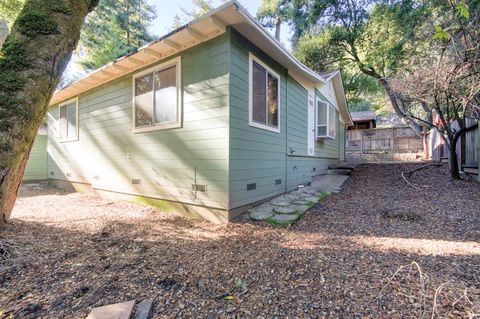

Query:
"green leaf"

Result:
[[224, 295, 235, 300], [456, 0, 469, 19], [433, 24, 450, 40]]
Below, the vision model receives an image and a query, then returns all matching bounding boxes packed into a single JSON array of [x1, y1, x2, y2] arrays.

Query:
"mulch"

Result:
[[0, 163, 479, 318]]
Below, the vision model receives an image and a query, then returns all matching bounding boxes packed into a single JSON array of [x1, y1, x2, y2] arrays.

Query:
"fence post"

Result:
[[392, 128, 395, 153], [361, 132, 364, 153], [477, 119, 480, 182]]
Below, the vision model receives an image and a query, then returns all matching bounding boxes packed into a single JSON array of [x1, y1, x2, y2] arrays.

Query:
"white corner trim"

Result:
[[248, 52, 281, 134]]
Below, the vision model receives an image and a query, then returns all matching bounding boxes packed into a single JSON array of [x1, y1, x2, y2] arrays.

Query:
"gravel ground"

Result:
[[0, 163, 479, 318]]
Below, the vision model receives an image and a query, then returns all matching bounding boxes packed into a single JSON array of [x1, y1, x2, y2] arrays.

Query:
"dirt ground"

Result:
[[0, 163, 479, 318]]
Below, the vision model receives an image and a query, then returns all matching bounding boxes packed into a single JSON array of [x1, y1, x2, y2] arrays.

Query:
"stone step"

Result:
[[272, 204, 309, 215], [86, 300, 135, 319], [267, 211, 304, 225], [249, 204, 275, 221]]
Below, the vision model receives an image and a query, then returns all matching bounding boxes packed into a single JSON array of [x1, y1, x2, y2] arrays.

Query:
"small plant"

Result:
[[318, 191, 331, 202], [235, 277, 248, 294]]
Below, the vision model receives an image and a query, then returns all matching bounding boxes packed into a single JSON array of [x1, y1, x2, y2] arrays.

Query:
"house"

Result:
[[47, 1, 353, 223], [348, 111, 377, 130], [23, 125, 48, 183]]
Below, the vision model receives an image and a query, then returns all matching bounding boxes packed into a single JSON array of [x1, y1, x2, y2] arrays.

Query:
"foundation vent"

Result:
[[93, 175, 100, 180], [66, 173, 71, 177], [275, 179, 282, 185], [247, 183, 256, 191], [192, 184, 206, 192], [131, 179, 141, 185], [50, 171, 54, 176], [312, 167, 316, 172]]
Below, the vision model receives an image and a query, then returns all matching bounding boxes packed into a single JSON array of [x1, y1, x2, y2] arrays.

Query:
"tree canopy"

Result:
[[0, 0, 155, 72], [291, 0, 429, 132], [172, 0, 216, 30], [79, 0, 156, 70]]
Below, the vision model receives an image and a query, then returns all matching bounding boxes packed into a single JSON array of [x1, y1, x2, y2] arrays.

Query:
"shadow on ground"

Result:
[[0, 163, 478, 318]]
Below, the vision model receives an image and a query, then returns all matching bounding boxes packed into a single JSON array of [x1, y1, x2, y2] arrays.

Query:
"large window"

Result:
[[316, 99, 337, 140], [249, 53, 280, 133], [133, 57, 181, 132], [58, 98, 78, 142]]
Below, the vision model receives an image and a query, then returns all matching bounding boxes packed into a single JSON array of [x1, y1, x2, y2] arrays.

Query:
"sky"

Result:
[[67, 0, 293, 77]]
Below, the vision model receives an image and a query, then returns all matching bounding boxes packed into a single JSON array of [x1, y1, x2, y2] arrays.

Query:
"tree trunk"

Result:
[[379, 78, 424, 137], [448, 137, 461, 179], [0, 0, 98, 230]]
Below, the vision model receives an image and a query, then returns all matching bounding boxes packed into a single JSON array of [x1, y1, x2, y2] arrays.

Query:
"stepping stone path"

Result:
[[248, 172, 351, 225]]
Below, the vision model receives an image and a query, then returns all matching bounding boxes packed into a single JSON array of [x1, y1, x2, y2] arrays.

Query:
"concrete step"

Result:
[[463, 167, 479, 175], [328, 163, 357, 170], [327, 168, 352, 175]]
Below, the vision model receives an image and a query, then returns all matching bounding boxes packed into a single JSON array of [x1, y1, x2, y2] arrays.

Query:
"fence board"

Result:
[[346, 127, 423, 153]]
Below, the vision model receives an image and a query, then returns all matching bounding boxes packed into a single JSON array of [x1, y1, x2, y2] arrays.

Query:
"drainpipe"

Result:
[[285, 73, 288, 193]]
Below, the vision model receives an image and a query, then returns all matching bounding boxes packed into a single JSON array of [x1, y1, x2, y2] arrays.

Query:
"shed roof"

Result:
[[351, 111, 377, 122]]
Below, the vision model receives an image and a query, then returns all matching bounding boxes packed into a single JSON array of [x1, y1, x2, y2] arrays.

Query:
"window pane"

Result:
[[252, 61, 266, 124], [317, 125, 327, 137], [317, 101, 327, 126], [328, 106, 336, 138], [67, 102, 77, 140], [154, 66, 177, 124], [59, 105, 67, 140], [267, 73, 278, 127], [135, 73, 154, 127]]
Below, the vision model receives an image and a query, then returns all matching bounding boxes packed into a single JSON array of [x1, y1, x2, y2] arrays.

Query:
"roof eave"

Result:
[[50, 0, 327, 106]]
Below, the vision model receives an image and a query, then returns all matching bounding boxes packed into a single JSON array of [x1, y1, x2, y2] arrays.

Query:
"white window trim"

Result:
[[58, 97, 79, 143], [248, 52, 281, 133], [316, 97, 336, 140], [132, 56, 182, 133]]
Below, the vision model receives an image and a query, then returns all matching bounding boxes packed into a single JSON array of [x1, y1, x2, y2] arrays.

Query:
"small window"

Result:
[[58, 98, 78, 142], [133, 57, 181, 132], [249, 53, 280, 133], [316, 99, 337, 140]]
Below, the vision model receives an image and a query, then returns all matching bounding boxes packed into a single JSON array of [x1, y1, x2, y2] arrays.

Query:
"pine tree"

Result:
[[80, 0, 156, 70]]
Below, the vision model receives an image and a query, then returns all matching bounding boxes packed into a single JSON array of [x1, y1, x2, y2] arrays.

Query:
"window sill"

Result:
[[133, 122, 182, 133], [316, 136, 336, 141], [59, 138, 79, 143], [249, 121, 280, 133]]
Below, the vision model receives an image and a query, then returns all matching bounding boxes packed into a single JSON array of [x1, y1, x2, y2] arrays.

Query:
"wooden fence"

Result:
[[427, 118, 479, 168], [346, 127, 424, 153]]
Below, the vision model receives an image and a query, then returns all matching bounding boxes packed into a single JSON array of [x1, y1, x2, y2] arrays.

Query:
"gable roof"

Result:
[[50, 1, 353, 125], [318, 70, 338, 82], [322, 70, 353, 126], [50, 1, 327, 106]]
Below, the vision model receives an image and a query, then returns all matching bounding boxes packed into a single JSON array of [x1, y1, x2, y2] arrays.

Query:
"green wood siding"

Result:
[[48, 34, 230, 209], [339, 123, 346, 161], [228, 29, 288, 209], [228, 29, 342, 206], [24, 134, 47, 181], [284, 79, 341, 190]]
